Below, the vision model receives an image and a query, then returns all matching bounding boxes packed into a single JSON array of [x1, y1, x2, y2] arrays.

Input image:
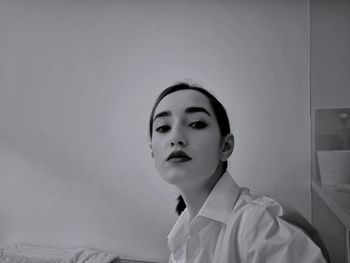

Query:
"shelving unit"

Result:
[[312, 109, 350, 263], [310, 1, 350, 261], [311, 182, 350, 263], [312, 182, 350, 230]]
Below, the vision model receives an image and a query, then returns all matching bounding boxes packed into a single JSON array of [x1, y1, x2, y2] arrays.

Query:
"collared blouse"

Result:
[[167, 172, 328, 263]]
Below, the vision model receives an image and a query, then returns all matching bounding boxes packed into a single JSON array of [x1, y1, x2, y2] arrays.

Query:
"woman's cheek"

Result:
[[200, 138, 221, 168], [151, 139, 164, 163]]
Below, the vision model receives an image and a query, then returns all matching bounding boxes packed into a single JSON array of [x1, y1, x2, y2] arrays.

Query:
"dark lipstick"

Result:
[[167, 150, 192, 163]]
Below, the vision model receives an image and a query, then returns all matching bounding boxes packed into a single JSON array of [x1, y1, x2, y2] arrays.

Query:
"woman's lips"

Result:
[[167, 156, 192, 163], [167, 150, 192, 163]]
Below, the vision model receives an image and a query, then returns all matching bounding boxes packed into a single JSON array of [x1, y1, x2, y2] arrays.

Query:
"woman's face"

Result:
[[150, 89, 223, 189]]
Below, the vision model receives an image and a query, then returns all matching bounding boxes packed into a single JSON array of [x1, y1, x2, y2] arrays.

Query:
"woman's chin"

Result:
[[160, 170, 193, 186]]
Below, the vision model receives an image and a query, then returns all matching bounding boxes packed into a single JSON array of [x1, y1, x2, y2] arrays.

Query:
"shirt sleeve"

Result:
[[241, 201, 327, 263]]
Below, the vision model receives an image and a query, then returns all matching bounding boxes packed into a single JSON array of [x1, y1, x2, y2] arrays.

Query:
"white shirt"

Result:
[[167, 172, 328, 263]]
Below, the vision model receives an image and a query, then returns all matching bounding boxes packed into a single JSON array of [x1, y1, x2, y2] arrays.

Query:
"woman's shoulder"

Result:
[[226, 189, 329, 262], [232, 188, 288, 218], [227, 188, 308, 236]]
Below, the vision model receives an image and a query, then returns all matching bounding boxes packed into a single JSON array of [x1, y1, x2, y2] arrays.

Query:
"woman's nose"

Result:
[[170, 140, 186, 146], [170, 127, 187, 147]]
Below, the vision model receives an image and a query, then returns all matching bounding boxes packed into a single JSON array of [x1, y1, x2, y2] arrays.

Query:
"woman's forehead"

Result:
[[154, 89, 213, 115]]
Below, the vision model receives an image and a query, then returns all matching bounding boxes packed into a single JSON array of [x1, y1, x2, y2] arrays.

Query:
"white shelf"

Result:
[[312, 181, 350, 230]]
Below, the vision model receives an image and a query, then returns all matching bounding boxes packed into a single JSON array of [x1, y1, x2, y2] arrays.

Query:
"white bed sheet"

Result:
[[0, 244, 118, 263]]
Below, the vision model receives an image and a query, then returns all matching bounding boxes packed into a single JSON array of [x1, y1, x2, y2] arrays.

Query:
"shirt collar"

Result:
[[196, 171, 240, 224], [167, 172, 241, 252], [167, 207, 190, 253]]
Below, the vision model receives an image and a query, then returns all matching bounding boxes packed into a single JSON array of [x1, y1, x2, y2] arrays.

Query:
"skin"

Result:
[[150, 90, 234, 219]]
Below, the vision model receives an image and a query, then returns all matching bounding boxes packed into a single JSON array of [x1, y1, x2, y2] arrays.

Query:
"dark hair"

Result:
[[149, 81, 231, 215]]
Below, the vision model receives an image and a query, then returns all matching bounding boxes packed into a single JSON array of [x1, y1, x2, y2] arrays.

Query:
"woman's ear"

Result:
[[149, 144, 154, 158], [220, 133, 234, 161]]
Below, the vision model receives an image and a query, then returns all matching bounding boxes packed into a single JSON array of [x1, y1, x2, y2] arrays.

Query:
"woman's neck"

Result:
[[179, 166, 224, 221]]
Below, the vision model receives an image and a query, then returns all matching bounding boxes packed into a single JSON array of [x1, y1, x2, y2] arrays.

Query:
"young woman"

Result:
[[149, 82, 329, 263]]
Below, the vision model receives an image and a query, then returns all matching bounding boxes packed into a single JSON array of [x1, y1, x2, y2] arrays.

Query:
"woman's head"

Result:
[[149, 82, 231, 141], [149, 82, 233, 188]]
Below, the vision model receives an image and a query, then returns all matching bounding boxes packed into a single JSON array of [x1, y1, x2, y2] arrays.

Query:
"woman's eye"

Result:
[[155, 125, 171, 133], [189, 121, 207, 129]]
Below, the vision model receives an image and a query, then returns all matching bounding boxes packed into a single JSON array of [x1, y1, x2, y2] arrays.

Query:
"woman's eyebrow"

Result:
[[185, 107, 211, 116], [153, 110, 171, 121], [153, 107, 210, 121]]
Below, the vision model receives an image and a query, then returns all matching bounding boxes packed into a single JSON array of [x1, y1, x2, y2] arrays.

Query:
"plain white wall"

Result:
[[310, 0, 350, 109], [0, 0, 309, 262], [310, 0, 350, 183]]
